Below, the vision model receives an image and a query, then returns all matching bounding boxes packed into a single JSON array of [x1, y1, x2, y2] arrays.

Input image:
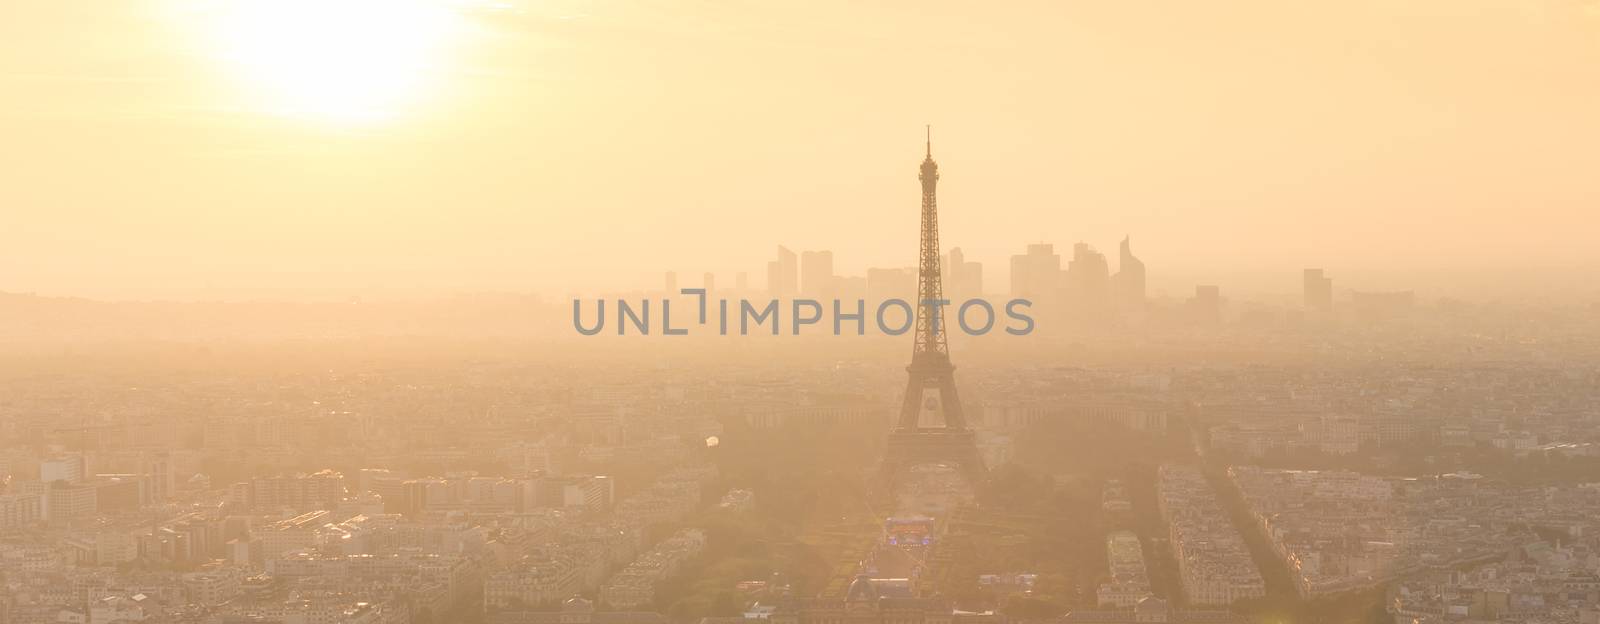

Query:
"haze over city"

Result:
[[6, 3, 1600, 624], [3, 0, 1599, 300]]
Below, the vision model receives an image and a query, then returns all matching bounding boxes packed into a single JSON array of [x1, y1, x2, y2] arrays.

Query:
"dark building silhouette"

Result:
[[1066, 242, 1112, 323], [801, 250, 835, 298], [767, 246, 798, 296], [1114, 236, 1146, 309], [942, 247, 983, 301], [1009, 243, 1062, 304]]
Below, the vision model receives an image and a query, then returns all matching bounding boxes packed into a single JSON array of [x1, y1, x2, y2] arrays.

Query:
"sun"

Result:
[[200, 0, 464, 124]]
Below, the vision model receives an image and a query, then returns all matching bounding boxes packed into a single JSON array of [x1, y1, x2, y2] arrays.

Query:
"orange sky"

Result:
[[2, 0, 1597, 300]]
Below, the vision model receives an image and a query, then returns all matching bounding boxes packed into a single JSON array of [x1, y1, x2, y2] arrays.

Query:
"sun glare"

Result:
[[202, 0, 463, 124]]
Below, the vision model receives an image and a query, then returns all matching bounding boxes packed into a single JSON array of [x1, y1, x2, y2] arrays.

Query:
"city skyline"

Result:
[[0, 228, 1581, 305], [4, 1, 1600, 300], [5, 4, 1600, 623]]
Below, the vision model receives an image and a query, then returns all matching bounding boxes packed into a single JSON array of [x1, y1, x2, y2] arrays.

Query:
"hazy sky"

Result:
[[2, 0, 1598, 300]]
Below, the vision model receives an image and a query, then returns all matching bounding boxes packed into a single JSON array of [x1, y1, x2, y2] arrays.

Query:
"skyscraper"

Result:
[[1009, 243, 1062, 302], [943, 247, 983, 301], [766, 246, 797, 296], [800, 250, 835, 297], [1066, 242, 1112, 322], [1303, 269, 1332, 312], [1114, 236, 1146, 308]]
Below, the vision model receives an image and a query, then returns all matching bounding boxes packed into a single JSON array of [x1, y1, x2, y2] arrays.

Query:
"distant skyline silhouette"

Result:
[[2, 1, 1597, 301]]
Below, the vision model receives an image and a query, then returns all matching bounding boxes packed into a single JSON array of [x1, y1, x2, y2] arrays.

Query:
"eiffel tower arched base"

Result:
[[878, 428, 989, 497]]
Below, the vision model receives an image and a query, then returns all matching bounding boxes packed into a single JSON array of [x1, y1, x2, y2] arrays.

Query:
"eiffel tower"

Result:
[[880, 127, 987, 490]]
